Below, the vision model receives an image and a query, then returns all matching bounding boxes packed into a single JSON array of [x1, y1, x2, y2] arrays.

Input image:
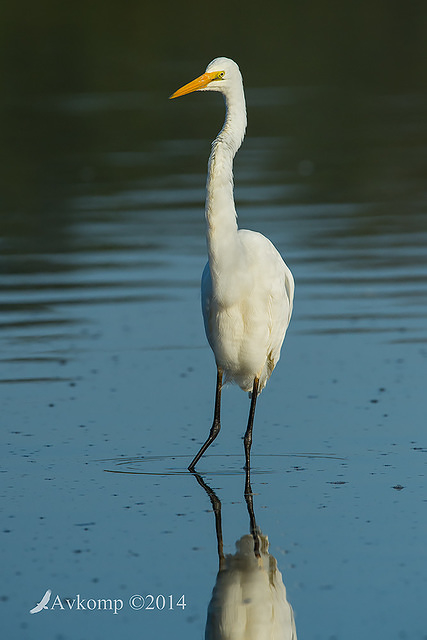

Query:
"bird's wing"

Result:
[[240, 230, 294, 359], [266, 269, 293, 368], [201, 261, 214, 349], [284, 267, 295, 325]]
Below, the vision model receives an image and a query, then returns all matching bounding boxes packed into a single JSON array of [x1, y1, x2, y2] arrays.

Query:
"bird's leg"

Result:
[[243, 377, 259, 471], [192, 472, 225, 570], [188, 368, 223, 471], [244, 465, 261, 558]]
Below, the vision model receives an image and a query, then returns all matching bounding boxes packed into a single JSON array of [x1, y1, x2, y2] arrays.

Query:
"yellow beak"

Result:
[[169, 71, 219, 99]]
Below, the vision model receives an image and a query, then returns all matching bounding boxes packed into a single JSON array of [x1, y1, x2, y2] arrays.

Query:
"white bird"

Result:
[[170, 58, 294, 471]]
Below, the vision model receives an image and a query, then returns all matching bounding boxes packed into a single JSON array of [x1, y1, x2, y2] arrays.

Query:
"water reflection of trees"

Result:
[[1, 1, 426, 264], [2, 2, 427, 93]]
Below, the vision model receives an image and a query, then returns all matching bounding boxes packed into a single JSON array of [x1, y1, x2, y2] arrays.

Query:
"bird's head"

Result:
[[170, 57, 242, 99]]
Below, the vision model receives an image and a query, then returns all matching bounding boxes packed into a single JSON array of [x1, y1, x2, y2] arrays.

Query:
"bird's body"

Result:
[[202, 230, 293, 393], [171, 58, 294, 470]]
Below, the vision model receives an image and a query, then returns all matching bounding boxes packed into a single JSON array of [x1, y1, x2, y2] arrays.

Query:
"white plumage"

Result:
[[171, 58, 294, 471], [202, 228, 293, 393]]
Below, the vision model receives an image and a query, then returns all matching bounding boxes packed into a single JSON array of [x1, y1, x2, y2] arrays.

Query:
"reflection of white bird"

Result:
[[206, 533, 297, 639], [170, 58, 294, 471], [194, 470, 297, 640], [29, 588, 51, 614]]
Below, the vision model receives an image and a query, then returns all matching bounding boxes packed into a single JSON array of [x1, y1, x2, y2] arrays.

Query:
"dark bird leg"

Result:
[[188, 367, 223, 471], [244, 464, 261, 558], [243, 377, 259, 471], [192, 472, 225, 570]]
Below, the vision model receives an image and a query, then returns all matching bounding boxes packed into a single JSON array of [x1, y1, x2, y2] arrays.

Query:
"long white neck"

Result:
[[205, 82, 247, 279]]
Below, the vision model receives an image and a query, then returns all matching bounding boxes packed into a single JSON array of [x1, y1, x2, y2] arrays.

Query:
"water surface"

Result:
[[1, 18, 427, 639]]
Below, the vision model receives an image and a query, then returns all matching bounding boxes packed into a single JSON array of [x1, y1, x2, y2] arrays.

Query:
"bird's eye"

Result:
[[217, 71, 225, 79]]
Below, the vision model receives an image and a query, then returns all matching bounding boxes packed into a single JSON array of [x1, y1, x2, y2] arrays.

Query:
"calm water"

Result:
[[1, 21, 427, 639]]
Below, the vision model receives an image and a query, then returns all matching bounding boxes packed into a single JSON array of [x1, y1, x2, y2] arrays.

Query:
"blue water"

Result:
[[1, 79, 427, 639]]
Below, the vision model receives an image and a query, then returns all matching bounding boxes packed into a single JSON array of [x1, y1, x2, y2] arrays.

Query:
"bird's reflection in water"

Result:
[[193, 469, 297, 639]]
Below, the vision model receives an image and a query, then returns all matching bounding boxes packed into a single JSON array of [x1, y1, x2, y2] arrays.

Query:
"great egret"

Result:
[[170, 58, 294, 471]]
